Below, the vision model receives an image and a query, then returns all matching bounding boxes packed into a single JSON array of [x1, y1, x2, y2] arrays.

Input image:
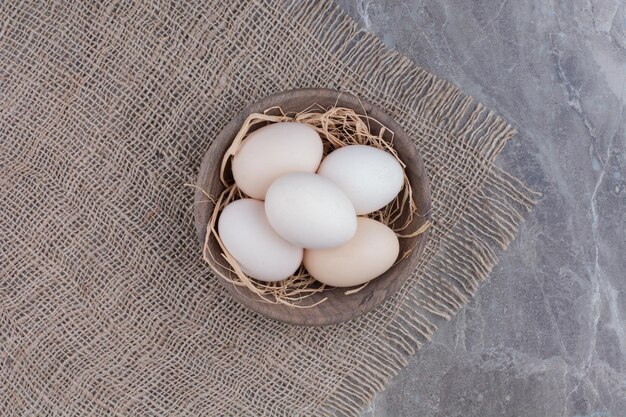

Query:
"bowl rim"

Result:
[[194, 88, 431, 326]]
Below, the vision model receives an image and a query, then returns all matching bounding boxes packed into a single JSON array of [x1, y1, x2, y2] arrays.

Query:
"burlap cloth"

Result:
[[0, 1, 537, 415]]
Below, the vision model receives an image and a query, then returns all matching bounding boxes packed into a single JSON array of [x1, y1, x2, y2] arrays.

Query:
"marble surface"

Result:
[[333, 1, 626, 416]]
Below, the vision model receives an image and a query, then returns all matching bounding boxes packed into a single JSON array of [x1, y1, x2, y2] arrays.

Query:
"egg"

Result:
[[303, 217, 399, 287], [264, 172, 357, 249], [317, 144, 405, 215], [232, 122, 323, 200], [218, 199, 303, 282]]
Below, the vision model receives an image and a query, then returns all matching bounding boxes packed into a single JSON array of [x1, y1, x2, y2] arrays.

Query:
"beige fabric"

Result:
[[0, 1, 537, 415]]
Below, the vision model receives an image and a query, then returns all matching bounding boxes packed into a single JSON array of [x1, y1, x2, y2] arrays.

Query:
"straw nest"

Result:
[[202, 104, 429, 308]]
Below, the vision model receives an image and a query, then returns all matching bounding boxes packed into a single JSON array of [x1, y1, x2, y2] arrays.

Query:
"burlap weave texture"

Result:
[[0, 0, 537, 415]]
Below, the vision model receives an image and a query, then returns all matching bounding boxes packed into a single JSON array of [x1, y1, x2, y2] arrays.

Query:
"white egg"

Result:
[[264, 172, 357, 249], [218, 199, 303, 282], [232, 122, 323, 200], [317, 144, 405, 215], [303, 217, 399, 287]]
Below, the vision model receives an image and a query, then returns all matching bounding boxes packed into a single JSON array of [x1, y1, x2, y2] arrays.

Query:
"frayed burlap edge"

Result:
[[284, 2, 539, 415]]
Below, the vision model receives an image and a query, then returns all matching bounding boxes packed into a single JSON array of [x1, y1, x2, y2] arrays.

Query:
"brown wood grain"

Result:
[[194, 89, 431, 326]]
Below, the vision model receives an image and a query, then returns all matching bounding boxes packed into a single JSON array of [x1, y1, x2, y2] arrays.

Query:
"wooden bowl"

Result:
[[194, 89, 430, 326]]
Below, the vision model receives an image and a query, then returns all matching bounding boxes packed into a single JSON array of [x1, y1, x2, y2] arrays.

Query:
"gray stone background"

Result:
[[333, 1, 626, 416]]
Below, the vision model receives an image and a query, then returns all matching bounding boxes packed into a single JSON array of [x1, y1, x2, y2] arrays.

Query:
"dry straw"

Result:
[[203, 105, 430, 307]]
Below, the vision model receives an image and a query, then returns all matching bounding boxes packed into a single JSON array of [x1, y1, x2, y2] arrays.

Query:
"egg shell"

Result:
[[303, 217, 399, 287], [218, 199, 303, 282], [317, 144, 405, 215], [232, 122, 323, 200], [264, 172, 357, 249]]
